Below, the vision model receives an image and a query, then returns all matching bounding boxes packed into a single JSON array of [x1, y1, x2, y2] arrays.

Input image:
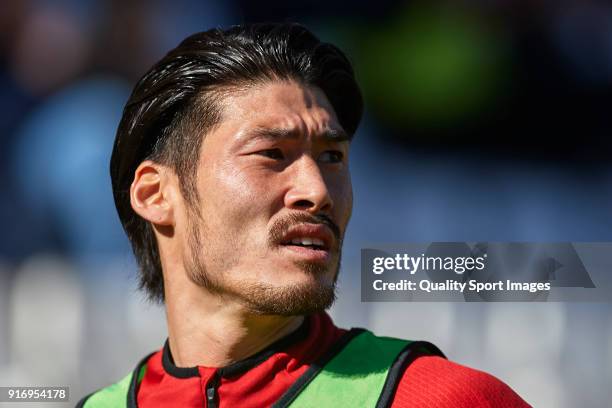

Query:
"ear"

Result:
[[130, 161, 175, 226]]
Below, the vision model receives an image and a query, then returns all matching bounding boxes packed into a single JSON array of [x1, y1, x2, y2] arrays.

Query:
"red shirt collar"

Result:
[[137, 312, 346, 408]]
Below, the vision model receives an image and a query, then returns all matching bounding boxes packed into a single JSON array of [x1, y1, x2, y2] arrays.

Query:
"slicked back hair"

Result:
[[110, 23, 363, 303]]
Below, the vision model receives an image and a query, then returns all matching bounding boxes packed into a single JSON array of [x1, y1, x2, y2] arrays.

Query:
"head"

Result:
[[110, 23, 363, 315]]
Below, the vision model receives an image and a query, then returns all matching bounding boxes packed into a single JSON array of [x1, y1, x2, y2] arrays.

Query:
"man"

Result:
[[78, 23, 530, 407]]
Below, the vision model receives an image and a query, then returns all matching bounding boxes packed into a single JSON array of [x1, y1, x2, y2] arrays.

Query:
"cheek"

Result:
[[202, 163, 276, 228], [329, 172, 353, 224]]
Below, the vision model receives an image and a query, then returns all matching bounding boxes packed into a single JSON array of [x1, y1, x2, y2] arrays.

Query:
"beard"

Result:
[[183, 212, 341, 316]]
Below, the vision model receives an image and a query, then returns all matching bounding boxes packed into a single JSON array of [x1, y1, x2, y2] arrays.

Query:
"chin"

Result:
[[238, 274, 338, 316]]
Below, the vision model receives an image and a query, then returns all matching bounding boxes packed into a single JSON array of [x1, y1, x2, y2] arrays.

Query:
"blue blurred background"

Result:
[[1, 0, 612, 407]]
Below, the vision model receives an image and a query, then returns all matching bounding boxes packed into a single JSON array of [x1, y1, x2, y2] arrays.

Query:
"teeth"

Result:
[[289, 237, 325, 247]]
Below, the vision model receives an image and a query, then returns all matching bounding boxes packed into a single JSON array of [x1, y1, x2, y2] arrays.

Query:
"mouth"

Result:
[[284, 236, 328, 249], [278, 224, 334, 262]]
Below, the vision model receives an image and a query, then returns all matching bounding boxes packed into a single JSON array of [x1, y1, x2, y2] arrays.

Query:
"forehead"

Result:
[[204, 80, 344, 147]]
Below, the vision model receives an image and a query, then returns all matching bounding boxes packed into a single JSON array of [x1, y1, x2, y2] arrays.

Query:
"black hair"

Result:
[[110, 22, 363, 303]]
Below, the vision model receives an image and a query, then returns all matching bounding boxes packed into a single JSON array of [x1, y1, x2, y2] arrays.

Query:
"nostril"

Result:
[[292, 199, 314, 209]]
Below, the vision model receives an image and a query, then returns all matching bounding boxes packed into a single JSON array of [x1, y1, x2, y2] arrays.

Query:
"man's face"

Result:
[[179, 80, 353, 315]]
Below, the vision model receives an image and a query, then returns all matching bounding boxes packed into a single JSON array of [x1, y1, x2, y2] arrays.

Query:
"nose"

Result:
[[284, 155, 333, 214]]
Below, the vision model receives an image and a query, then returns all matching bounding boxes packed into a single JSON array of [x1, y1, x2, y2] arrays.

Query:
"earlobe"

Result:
[[130, 161, 174, 226]]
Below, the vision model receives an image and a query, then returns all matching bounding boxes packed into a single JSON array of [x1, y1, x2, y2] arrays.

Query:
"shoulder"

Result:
[[391, 355, 532, 407], [75, 351, 154, 408], [75, 370, 136, 408]]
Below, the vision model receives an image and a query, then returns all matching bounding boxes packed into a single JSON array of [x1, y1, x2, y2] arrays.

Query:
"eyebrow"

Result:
[[244, 126, 350, 143]]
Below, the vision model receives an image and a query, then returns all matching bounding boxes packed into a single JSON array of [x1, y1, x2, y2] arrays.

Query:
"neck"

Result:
[[165, 281, 304, 368]]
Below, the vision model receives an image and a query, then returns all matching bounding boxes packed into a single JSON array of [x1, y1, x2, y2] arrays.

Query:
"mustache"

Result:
[[269, 212, 341, 246]]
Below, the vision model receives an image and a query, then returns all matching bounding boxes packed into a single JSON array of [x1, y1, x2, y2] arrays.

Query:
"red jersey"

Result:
[[136, 313, 530, 407]]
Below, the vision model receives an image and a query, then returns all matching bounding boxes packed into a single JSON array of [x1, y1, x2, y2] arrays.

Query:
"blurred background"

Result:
[[1, 0, 612, 407]]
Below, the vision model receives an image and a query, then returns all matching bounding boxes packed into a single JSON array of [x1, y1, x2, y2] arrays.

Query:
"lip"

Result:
[[279, 223, 334, 250], [280, 244, 331, 263], [277, 223, 335, 262]]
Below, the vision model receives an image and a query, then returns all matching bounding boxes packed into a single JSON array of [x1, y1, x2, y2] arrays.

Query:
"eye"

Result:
[[257, 148, 285, 160], [319, 150, 344, 163]]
